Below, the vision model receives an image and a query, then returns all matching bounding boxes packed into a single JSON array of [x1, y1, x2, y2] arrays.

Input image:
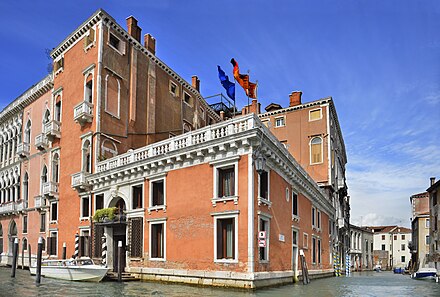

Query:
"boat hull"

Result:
[[30, 263, 108, 282]]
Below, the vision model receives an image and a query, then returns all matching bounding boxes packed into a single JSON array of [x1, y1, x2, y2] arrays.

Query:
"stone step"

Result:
[[104, 272, 140, 282]]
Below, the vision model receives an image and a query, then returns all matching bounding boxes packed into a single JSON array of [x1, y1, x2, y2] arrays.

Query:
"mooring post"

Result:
[[28, 243, 32, 269], [11, 238, 19, 277], [21, 240, 25, 269], [74, 233, 79, 259], [62, 242, 66, 260], [118, 240, 122, 282], [36, 237, 43, 284], [101, 235, 107, 267]]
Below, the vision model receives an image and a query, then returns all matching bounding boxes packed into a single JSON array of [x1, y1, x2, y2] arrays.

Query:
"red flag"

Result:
[[231, 58, 257, 98]]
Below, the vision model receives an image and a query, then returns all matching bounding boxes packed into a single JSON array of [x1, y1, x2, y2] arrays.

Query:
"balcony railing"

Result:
[[44, 120, 61, 140], [35, 133, 49, 150], [16, 142, 30, 158], [0, 201, 23, 215], [42, 181, 59, 199], [34, 195, 46, 209], [71, 171, 91, 191], [73, 101, 93, 126]]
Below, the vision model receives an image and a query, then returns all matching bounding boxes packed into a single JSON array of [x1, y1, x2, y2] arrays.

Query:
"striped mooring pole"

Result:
[[101, 234, 107, 267], [74, 232, 79, 259]]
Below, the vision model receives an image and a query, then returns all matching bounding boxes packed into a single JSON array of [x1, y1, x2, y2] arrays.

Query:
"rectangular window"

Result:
[[259, 218, 269, 261], [48, 232, 57, 256], [317, 210, 321, 229], [130, 218, 143, 258], [81, 197, 90, 218], [312, 237, 317, 264], [53, 58, 64, 73], [84, 27, 95, 49], [401, 244, 405, 251], [303, 233, 309, 249], [218, 167, 235, 197], [151, 223, 164, 259], [426, 219, 430, 228], [259, 171, 269, 200], [108, 33, 125, 54], [95, 194, 104, 210], [292, 230, 298, 246], [312, 207, 316, 227], [318, 239, 321, 264], [382, 235, 385, 240], [23, 215, 28, 233], [402, 234, 405, 240], [40, 213, 46, 232], [401, 255, 405, 263], [169, 81, 178, 96], [51, 202, 58, 222], [394, 235, 397, 240], [310, 137, 323, 164], [152, 180, 164, 206], [275, 117, 285, 127], [381, 244, 385, 251], [216, 217, 235, 260], [55, 101, 62, 122], [132, 185, 143, 209], [183, 91, 193, 106], [426, 235, 430, 245], [309, 109, 322, 121]]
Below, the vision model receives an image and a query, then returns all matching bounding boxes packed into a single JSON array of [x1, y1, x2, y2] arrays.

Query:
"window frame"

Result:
[[149, 220, 166, 261], [303, 232, 309, 249], [104, 74, 121, 118], [258, 169, 270, 204], [292, 190, 299, 220], [40, 212, 46, 233], [183, 91, 193, 107], [310, 136, 323, 165], [22, 215, 28, 234], [212, 158, 239, 205], [213, 212, 239, 263], [169, 81, 178, 97], [131, 183, 144, 210], [50, 201, 58, 222], [108, 32, 126, 55], [80, 196, 91, 220], [274, 116, 286, 128], [309, 108, 322, 121], [258, 216, 270, 263], [95, 193, 104, 211], [149, 175, 166, 213]]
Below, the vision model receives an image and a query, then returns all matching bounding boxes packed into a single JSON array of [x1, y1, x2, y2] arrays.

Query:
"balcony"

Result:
[[34, 195, 47, 209], [0, 201, 24, 215], [44, 120, 61, 140], [35, 133, 49, 150], [16, 142, 30, 158], [73, 101, 94, 126], [43, 181, 59, 199], [71, 171, 90, 192]]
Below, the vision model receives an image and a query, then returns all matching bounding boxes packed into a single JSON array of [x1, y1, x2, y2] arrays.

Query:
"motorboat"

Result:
[[29, 257, 109, 282], [411, 267, 438, 281]]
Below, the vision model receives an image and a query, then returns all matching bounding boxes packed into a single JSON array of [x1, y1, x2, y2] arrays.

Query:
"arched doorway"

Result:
[[107, 197, 127, 272], [8, 220, 17, 258]]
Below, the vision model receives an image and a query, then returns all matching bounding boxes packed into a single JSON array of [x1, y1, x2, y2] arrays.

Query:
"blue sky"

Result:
[[0, 1, 439, 227]]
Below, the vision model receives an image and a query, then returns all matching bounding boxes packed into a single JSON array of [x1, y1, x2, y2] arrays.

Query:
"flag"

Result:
[[230, 58, 257, 99], [217, 65, 235, 101]]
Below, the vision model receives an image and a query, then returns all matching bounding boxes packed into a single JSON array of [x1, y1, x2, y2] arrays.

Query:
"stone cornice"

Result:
[[0, 74, 53, 125]]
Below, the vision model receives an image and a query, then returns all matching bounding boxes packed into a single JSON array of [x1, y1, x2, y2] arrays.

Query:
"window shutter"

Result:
[[121, 41, 126, 55], [89, 28, 95, 43]]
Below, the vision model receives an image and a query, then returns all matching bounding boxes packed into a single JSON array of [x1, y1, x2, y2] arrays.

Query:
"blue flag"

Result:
[[217, 65, 235, 101]]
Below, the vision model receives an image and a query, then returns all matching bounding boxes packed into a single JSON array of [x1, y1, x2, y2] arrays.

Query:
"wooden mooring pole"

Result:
[[11, 238, 19, 277], [36, 237, 43, 284], [62, 242, 67, 260]]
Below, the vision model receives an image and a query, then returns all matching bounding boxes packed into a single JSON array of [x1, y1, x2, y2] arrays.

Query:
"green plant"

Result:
[[93, 207, 117, 222]]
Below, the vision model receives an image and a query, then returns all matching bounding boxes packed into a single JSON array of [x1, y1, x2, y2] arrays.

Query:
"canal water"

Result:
[[1, 268, 439, 297]]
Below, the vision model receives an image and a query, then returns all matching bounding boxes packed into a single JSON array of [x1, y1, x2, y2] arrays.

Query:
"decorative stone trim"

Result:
[[257, 197, 272, 208], [147, 205, 166, 214], [211, 196, 238, 207]]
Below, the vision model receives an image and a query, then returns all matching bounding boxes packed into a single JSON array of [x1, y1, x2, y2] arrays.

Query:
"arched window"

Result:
[[24, 120, 32, 144], [105, 74, 120, 117], [43, 109, 51, 125], [52, 153, 60, 183], [310, 137, 323, 164], [8, 220, 17, 255], [101, 139, 117, 160], [23, 172, 29, 208], [41, 165, 48, 194], [0, 224, 3, 253], [82, 140, 91, 173], [22, 237, 28, 251], [85, 74, 93, 104]]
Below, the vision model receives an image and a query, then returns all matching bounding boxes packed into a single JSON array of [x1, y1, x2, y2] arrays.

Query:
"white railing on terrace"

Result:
[[34, 196, 45, 208], [96, 114, 258, 173], [73, 101, 94, 122], [35, 133, 48, 148], [43, 181, 59, 196], [0, 201, 23, 214], [71, 171, 90, 188], [44, 120, 61, 136], [16, 142, 30, 156]]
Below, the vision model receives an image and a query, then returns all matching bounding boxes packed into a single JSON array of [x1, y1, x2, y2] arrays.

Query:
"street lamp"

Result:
[[253, 148, 266, 175]]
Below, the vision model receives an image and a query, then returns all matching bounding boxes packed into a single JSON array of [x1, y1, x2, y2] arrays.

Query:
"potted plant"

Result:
[[93, 207, 117, 223]]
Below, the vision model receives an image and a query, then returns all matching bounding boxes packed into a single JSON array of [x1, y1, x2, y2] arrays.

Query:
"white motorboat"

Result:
[[411, 267, 438, 281], [29, 257, 109, 282]]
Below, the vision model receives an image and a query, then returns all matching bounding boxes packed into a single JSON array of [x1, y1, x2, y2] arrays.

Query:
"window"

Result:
[[84, 27, 95, 49], [259, 170, 269, 200], [53, 57, 64, 74], [105, 74, 121, 117], [23, 173, 29, 207], [394, 235, 397, 240], [216, 217, 236, 261], [317, 210, 321, 229], [55, 100, 62, 122], [51, 202, 58, 222], [79, 230, 90, 257], [23, 238, 28, 251], [108, 33, 125, 54], [426, 235, 430, 245], [382, 235, 385, 240], [309, 109, 322, 121], [312, 207, 316, 227], [401, 244, 405, 251], [292, 192, 298, 217], [199, 107, 205, 120], [82, 140, 91, 173], [312, 237, 317, 264], [24, 120, 32, 144], [218, 167, 235, 197], [48, 232, 57, 256], [318, 239, 322, 264], [81, 197, 90, 218], [381, 244, 385, 250], [274, 116, 285, 127], [169, 81, 178, 96], [85, 74, 93, 103], [303, 233, 309, 249], [52, 153, 60, 183], [23, 215, 28, 233], [402, 234, 405, 240], [183, 91, 193, 106], [292, 229, 298, 246], [40, 213, 46, 232], [150, 222, 165, 259], [130, 218, 143, 258], [132, 185, 143, 209], [95, 194, 104, 210], [286, 188, 289, 202], [151, 180, 164, 207], [310, 137, 323, 164], [259, 218, 269, 262], [401, 256, 405, 263], [426, 219, 430, 228]]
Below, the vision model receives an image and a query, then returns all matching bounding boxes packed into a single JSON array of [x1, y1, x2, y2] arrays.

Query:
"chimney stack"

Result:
[[126, 16, 141, 42], [430, 177, 436, 186], [192, 75, 200, 92], [289, 91, 302, 107], [241, 99, 260, 115], [144, 34, 156, 55]]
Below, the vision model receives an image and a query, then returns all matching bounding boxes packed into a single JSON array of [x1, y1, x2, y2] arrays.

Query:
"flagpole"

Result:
[[247, 69, 250, 114]]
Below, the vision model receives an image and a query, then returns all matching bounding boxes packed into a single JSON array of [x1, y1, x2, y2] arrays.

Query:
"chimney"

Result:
[[289, 91, 302, 107], [192, 75, 200, 92], [219, 111, 225, 120], [241, 99, 260, 115], [126, 16, 141, 42], [430, 177, 436, 186], [144, 33, 156, 55]]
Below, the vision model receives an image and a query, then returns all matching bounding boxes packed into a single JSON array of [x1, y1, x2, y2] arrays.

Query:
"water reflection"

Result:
[[1, 268, 439, 297]]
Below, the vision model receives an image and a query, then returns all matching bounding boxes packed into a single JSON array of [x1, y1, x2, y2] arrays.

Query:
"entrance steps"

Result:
[[104, 271, 140, 282]]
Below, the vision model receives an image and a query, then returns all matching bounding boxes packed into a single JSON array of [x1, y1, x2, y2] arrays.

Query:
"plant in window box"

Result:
[[92, 207, 117, 223]]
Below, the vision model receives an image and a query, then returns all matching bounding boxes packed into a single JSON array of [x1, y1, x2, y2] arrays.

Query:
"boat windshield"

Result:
[[77, 259, 94, 266]]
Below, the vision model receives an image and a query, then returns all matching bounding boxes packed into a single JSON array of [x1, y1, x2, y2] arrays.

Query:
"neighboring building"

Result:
[[257, 92, 350, 268], [0, 9, 342, 288], [369, 226, 412, 269], [427, 177, 440, 272], [409, 191, 430, 271], [349, 224, 373, 271]]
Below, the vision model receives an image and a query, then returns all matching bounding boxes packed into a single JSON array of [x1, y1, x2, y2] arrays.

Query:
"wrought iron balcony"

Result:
[[43, 181, 59, 199], [35, 133, 49, 150], [44, 120, 61, 140], [73, 100, 94, 126], [71, 171, 91, 191], [16, 142, 30, 158]]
